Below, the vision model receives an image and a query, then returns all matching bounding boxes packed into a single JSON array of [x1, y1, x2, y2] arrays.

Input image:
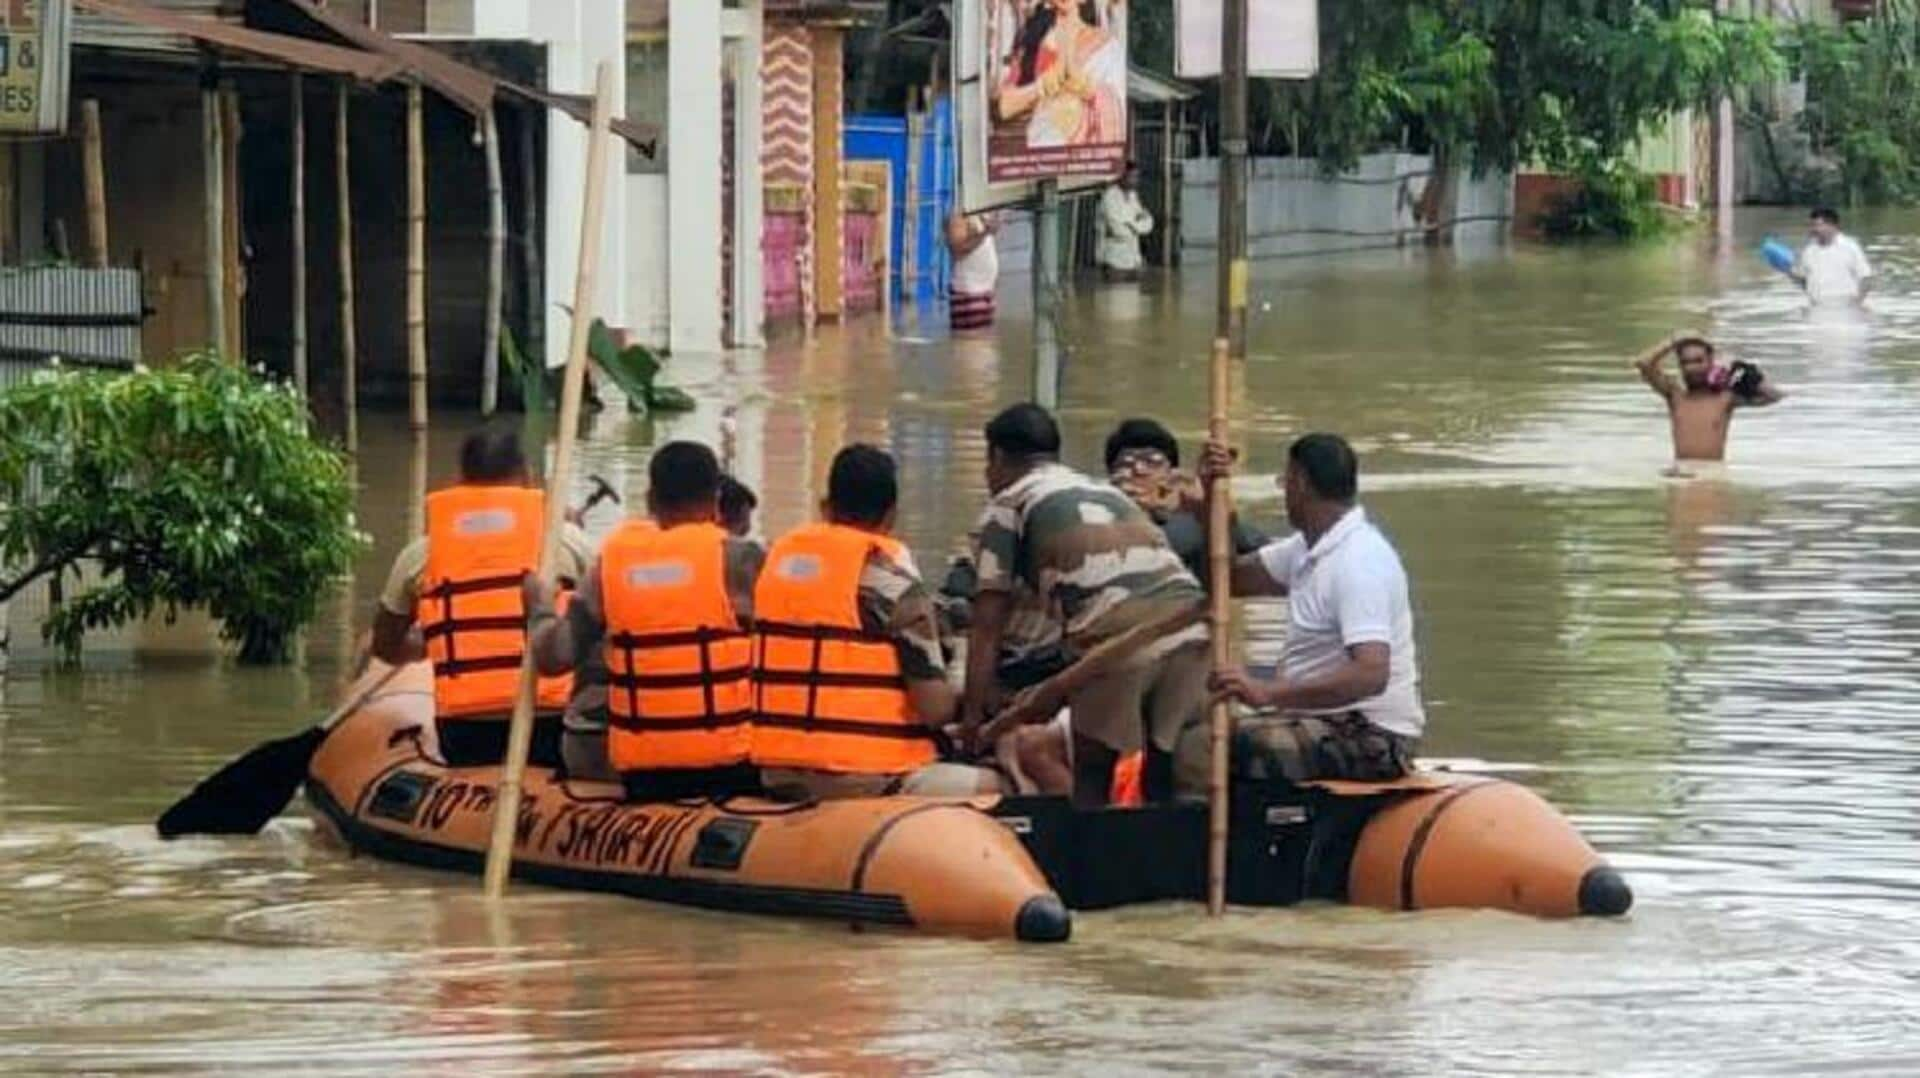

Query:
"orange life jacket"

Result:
[[418, 485, 572, 720], [1110, 751, 1144, 807], [751, 522, 936, 774], [601, 520, 753, 772]]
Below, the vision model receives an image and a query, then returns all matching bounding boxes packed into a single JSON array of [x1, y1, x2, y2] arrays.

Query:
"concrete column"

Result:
[[1713, 0, 1735, 243], [541, 0, 630, 369], [729, 0, 766, 348], [669, 0, 726, 354], [810, 27, 844, 320]]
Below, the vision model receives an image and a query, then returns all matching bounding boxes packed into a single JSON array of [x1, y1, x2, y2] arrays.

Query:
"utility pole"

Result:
[[1216, 0, 1249, 356], [1713, 0, 1735, 245], [1032, 178, 1062, 408]]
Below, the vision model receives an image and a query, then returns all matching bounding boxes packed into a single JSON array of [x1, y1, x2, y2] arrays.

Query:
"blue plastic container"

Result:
[[1760, 237, 1796, 275]]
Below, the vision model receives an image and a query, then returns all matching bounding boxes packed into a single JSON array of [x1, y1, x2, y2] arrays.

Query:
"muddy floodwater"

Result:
[[6, 211, 1920, 1074]]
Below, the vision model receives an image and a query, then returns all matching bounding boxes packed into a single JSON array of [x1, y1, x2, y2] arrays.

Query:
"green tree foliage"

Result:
[[497, 323, 696, 415], [1132, 1, 1782, 173], [1538, 155, 1684, 239], [1796, 3, 1920, 205], [0, 354, 365, 664]]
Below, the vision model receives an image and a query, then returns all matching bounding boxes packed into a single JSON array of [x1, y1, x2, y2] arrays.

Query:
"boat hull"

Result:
[[307, 663, 1630, 934], [305, 663, 1069, 942]]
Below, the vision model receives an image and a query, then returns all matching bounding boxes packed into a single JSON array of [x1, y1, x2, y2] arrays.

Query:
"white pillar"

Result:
[[541, 1, 629, 370], [669, 0, 726, 355], [728, 0, 766, 349]]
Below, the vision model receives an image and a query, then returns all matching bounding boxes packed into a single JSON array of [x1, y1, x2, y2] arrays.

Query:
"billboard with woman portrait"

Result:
[[981, 0, 1128, 183]]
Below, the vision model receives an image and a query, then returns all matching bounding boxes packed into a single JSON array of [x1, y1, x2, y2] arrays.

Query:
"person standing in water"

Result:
[[1097, 164, 1154, 281], [1634, 333, 1784, 465], [1793, 207, 1873, 306], [947, 209, 1000, 334]]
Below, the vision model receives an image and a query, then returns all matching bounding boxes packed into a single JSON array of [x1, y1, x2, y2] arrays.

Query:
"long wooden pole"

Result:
[[222, 88, 243, 361], [291, 73, 309, 402], [1216, 0, 1249, 357], [483, 61, 615, 898], [406, 83, 428, 431], [518, 109, 541, 384], [335, 83, 359, 450], [1206, 336, 1234, 917], [81, 99, 107, 268], [481, 107, 505, 416], [202, 85, 224, 352]]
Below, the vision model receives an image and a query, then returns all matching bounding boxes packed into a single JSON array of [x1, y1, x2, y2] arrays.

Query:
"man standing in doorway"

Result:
[[1794, 207, 1873, 306], [1097, 163, 1154, 280], [1183, 433, 1424, 786]]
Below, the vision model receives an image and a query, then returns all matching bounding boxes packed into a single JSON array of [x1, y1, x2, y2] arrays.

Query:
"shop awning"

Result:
[[73, 0, 404, 82]]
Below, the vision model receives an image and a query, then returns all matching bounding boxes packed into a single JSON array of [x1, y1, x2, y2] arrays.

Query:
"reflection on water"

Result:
[[7, 211, 1920, 1071]]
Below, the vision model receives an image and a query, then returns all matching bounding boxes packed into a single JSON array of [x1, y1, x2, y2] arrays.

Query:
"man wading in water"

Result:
[[1634, 332, 1784, 469]]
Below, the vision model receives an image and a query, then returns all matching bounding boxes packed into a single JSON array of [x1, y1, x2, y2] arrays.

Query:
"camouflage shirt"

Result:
[[854, 546, 947, 683], [974, 463, 1206, 656]]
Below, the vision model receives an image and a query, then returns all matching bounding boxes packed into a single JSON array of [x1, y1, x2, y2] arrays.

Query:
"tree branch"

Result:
[[0, 532, 102, 603]]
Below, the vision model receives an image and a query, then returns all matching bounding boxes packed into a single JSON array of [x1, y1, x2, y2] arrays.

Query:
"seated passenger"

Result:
[[755, 445, 1003, 799], [1180, 433, 1424, 786], [719, 474, 759, 538], [526, 442, 766, 802], [370, 429, 589, 768]]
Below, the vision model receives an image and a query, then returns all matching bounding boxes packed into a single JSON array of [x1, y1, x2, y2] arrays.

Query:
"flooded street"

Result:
[[8, 210, 1920, 1073]]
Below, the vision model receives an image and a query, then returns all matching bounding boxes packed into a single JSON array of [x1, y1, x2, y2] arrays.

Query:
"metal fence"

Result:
[[0, 266, 143, 373]]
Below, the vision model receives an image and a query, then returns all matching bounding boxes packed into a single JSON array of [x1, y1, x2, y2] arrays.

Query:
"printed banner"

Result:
[[1176, 0, 1318, 81], [0, 0, 73, 135], [982, 1, 1129, 185]]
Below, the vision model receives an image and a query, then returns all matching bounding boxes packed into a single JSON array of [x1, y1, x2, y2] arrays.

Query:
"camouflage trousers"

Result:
[[1173, 710, 1416, 796], [1233, 712, 1416, 784]]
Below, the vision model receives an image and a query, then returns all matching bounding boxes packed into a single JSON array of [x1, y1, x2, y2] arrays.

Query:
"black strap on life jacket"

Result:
[[607, 626, 753, 730], [750, 620, 920, 738], [422, 572, 525, 678], [421, 572, 575, 680]]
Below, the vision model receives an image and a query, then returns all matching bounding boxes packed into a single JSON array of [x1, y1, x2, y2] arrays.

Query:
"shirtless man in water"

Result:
[[1634, 333, 1784, 464]]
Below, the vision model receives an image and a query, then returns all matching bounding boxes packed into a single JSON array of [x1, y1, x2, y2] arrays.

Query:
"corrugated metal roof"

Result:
[[1129, 66, 1199, 105], [284, 0, 494, 115], [73, 0, 406, 80], [72, 0, 662, 154], [75, 0, 231, 53]]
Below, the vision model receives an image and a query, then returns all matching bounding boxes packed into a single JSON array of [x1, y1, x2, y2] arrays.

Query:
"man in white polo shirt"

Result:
[[1176, 432, 1423, 787]]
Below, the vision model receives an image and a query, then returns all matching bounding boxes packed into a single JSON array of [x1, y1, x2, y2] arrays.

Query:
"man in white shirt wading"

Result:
[[1097, 163, 1154, 281], [1178, 433, 1425, 787], [1794, 206, 1873, 306]]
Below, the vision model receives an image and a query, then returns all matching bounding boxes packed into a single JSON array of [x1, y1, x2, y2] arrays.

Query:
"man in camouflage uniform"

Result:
[[960, 404, 1210, 807]]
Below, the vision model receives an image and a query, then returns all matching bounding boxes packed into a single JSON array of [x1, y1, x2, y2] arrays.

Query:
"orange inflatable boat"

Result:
[[304, 663, 1070, 941], [305, 663, 1630, 940]]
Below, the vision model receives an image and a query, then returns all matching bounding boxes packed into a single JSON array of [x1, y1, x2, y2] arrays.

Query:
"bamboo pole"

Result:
[[483, 61, 615, 899], [902, 88, 920, 299], [291, 73, 309, 402], [222, 88, 243, 361], [518, 109, 540, 384], [80, 100, 107, 268], [406, 83, 427, 431], [336, 83, 359, 450], [202, 86, 224, 352], [1206, 336, 1234, 917], [481, 108, 505, 416]]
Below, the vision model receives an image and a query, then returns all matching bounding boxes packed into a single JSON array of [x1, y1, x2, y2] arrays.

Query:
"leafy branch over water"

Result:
[[499, 322, 696, 415], [0, 354, 365, 664]]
